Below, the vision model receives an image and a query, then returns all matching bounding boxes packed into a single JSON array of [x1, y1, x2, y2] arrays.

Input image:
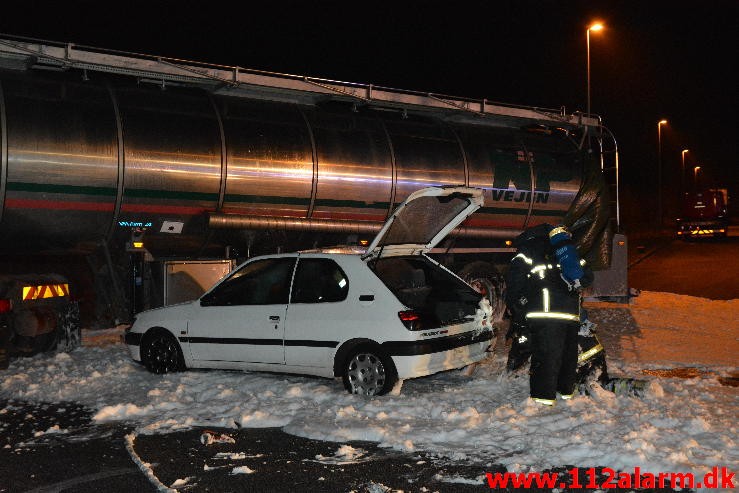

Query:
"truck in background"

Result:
[[0, 274, 79, 368], [0, 35, 623, 361], [676, 189, 729, 239]]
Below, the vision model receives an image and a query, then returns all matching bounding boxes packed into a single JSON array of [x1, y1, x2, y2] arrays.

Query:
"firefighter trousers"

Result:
[[529, 319, 579, 401]]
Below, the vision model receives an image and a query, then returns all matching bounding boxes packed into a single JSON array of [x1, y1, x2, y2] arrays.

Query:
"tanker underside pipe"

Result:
[[208, 214, 519, 240]]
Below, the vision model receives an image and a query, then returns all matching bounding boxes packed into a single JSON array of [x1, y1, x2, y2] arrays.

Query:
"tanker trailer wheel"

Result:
[[141, 329, 185, 374], [17, 307, 60, 355], [342, 346, 397, 396], [31, 331, 58, 354], [458, 261, 506, 323]]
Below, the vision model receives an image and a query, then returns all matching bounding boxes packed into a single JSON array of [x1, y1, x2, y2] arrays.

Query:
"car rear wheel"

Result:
[[142, 330, 185, 374], [342, 348, 397, 396]]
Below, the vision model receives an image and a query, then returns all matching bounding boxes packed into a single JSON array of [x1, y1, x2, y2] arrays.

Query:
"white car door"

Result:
[[186, 256, 296, 365], [283, 255, 352, 368]]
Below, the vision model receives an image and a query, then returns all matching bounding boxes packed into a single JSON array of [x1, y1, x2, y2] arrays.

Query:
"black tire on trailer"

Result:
[[32, 331, 58, 354], [342, 346, 398, 396], [141, 329, 185, 374], [27, 307, 62, 354], [457, 261, 506, 322]]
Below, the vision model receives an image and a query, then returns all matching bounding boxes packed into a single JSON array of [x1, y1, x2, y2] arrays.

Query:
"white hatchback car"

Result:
[[125, 186, 494, 395]]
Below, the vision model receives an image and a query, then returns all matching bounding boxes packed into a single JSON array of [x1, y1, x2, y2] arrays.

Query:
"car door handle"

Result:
[[359, 295, 374, 302], [269, 315, 280, 321]]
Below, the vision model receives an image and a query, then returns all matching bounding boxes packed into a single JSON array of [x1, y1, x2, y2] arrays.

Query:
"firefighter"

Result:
[[505, 224, 593, 406]]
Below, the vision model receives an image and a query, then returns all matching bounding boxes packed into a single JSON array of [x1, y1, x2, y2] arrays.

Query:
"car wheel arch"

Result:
[[141, 326, 178, 346], [333, 338, 387, 377]]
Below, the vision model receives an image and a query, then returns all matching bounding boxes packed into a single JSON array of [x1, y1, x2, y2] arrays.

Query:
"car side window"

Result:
[[291, 258, 349, 304], [200, 257, 296, 306]]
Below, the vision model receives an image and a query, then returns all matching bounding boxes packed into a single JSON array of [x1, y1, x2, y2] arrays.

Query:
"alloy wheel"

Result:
[[346, 352, 387, 395]]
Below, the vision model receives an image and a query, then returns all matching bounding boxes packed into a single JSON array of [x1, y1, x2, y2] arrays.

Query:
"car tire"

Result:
[[142, 329, 185, 374], [342, 347, 397, 396]]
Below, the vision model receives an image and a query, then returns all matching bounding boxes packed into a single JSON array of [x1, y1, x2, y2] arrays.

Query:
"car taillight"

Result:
[[398, 310, 423, 331], [0, 299, 11, 314]]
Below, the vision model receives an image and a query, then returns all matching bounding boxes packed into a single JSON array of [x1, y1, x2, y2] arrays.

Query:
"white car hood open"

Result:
[[364, 186, 484, 259]]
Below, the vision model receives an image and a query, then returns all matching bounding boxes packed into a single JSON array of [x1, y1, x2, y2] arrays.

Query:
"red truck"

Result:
[[676, 189, 729, 238]]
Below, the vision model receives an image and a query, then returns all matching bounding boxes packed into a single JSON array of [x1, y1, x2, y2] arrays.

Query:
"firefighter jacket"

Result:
[[505, 236, 593, 323]]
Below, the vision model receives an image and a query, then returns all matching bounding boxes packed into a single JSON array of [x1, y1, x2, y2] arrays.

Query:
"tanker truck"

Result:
[[0, 35, 624, 361]]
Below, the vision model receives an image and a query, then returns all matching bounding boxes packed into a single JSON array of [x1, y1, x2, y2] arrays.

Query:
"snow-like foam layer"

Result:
[[1, 292, 736, 481]]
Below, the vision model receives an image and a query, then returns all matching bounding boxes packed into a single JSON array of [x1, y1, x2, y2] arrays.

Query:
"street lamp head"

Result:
[[659, 119, 668, 125], [588, 23, 604, 32], [682, 149, 689, 154]]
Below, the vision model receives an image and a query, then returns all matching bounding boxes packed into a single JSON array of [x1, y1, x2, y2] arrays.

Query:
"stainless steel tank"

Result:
[[0, 70, 584, 256]]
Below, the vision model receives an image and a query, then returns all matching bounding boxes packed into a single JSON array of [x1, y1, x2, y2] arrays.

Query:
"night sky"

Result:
[[1, 0, 737, 226]]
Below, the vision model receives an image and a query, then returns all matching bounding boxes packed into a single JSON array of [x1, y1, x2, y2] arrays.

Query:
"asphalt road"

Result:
[[1, 398, 506, 493], [1, 396, 693, 493], [627, 235, 739, 300]]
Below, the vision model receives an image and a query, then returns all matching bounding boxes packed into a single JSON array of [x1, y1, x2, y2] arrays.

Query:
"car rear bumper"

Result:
[[677, 219, 729, 236], [382, 329, 492, 356], [387, 329, 493, 379]]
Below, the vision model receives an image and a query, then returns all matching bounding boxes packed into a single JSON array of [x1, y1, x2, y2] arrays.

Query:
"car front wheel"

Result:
[[142, 330, 185, 374], [342, 348, 397, 396]]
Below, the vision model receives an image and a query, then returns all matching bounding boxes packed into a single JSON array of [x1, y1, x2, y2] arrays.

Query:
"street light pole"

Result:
[[586, 23, 604, 120], [694, 166, 701, 188], [657, 119, 668, 227], [681, 149, 689, 196]]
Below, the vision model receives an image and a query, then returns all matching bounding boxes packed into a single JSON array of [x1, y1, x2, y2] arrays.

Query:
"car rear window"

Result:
[[291, 258, 349, 303]]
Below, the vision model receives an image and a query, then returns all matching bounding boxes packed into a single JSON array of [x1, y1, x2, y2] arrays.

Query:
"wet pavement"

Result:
[[627, 235, 739, 299]]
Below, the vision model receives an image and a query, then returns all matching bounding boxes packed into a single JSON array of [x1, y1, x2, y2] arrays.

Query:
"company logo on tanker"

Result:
[[490, 151, 575, 203]]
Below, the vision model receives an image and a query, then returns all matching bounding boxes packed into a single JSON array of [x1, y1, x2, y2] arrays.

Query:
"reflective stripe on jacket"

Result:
[[506, 250, 582, 322]]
